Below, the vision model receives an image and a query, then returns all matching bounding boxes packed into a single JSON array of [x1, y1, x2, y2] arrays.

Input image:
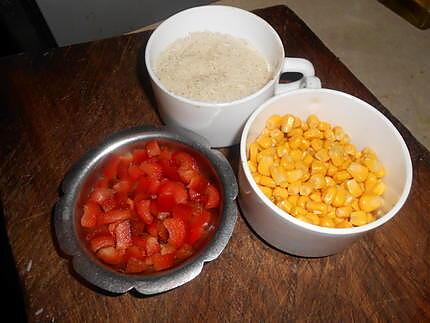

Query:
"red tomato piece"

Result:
[[146, 236, 161, 256], [135, 176, 161, 195], [132, 236, 148, 248], [206, 184, 220, 209], [103, 155, 121, 179], [130, 220, 145, 236], [134, 191, 149, 203], [117, 155, 133, 180], [81, 201, 102, 228], [173, 151, 197, 170], [152, 253, 174, 271], [132, 148, 148, 164], [95, 177, 110, 189], [89, 188, 114, 205], [136, 200, 154, 224], [188, 174, 209, 193], [113, 180, 132, 193], [146, 140, 161, 157], [158, 147, 173, 161], [147, 222, 158, 237], [160, 243, 176, 255], [125, 245, 146, 261], [160, 159, 180, 181], [157, 221, 169, 242], [156, 193, 176, 212], [187, 210, 212, 245], [164, 217, 186, 248], [158, 181, 188, 204], [128, 164, 145, 180], [175, 243, 194, 260], [98, 209, 132, 225], [97, 247, 124, 265], [113, 191, 128, 209], [101, 197, 117, 213], [188, 189, 208, 204], [90, 234, 115, 252], [172, 204, 193, 222], [114, 220, 132, 250], [125, 257, 148, 273], [140, 161, 163, 179]]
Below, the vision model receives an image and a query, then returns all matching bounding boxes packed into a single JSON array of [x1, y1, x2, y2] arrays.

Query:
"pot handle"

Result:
[[275, 57, 321, 95]]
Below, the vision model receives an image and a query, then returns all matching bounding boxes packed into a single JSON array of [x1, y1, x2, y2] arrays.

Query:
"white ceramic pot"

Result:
[[238, 89, 413, 257], [145, 5, 321, 148]]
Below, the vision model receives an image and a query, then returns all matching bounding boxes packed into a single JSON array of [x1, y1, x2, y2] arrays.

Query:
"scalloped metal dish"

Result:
[[54, 125, 238, 295]]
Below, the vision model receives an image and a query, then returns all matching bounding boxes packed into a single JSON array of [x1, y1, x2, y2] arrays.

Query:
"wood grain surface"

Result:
[[1, 5, 429, 322]]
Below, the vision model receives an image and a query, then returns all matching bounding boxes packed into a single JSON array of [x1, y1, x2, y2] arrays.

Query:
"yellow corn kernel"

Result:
[[256, 134, 273, 149], [333, 170, 352, 183], [336, 220, 353, 228], [315, 149, 330, 162], [362, 147, 377, 159], [336, 206, 352, 218], [372, 182, 385, 196], [344, 192, 355, 205], [363, 157, 385, 177], [310, 138, 324, 151], [309, 174, 325, 189], [332, 187, 347, 207], [326, 208, 336, 218], [311, 160, 327, 175], [266, 114, 282, 130], [359, 194, 383, 212], [347, 162, 369, 182], [289, 149, 302, 162], [289, 136, 302, 149], [260, 176, 276, 188], [306, 201, 327, 214], [322, 186, 337, 205], [258, 147, 276, 157], [344, 143, 357, 156], [257, 155, 273, 176], [280, 154, 295, 170], [259, 186, 273, 199], [281, 114, 295, 133], [350, 211, 368, 226], [367, 213, 376, 223], [320, 217, 335, 228], [318, 121, 330, 132], [307, 114, 320, 128], [325, 176, 336, 187], [276, 143, 289, 157], [299, 182, 313, 196], [286, 169, 304, 183], [365, 173, 378, 191], [288, 195, 299, 206], [333, 126, 345, 141], [297, 196, 309, 209], [340, 133, 350, 145], [352, 199, 360, 211], [273, 187, 289, 201], [277, 199, 293, 213], [303, 153, 314, 166], [270, 128, 284, 143], [309, 191, 322, 202], [248, 161, 257, 173], [306, 213, 321, 225], [269, 166, 288, 185], [304, 128, 323, 139], [327, 164, 338, 177], [253, 174, 262, 185], [291, 206, 307, 217], [324, 128, 335, 141], [249, 143, 259, 163], [301, 122, 309, 131], [346, 179, 363, 197], [287, 182, 301, 195], [287, 128, 303, 138]]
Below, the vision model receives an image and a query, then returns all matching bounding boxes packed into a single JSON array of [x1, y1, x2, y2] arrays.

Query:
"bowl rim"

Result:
[[54, 125, 238, 294], [239, 88, 413, 235], [144, 4, 285, 108]]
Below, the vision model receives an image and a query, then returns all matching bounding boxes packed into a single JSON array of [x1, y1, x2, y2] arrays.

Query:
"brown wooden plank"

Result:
[[0, 5, 429, 322]]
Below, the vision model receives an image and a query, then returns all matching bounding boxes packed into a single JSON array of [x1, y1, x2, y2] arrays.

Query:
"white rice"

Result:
[[155, 32, 272, 103]]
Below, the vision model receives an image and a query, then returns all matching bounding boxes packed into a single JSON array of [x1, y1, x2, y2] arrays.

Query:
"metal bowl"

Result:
[[54, 126, 238, 295]]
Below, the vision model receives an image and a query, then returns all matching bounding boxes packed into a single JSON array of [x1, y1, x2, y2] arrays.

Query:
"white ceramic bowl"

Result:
[[145, 5, 320, 148], [238, 89, 413, 257]]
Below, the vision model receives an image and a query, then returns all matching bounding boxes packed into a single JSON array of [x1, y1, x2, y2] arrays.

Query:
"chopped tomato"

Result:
[[172, 204, 193, 222], [159, 147, 173, 161], [132, 236, 148, 248], [164, 217, 186, 248], [135, 176, 161, 195], [152, 253, 174, 271], [136, 200, 153, 224], [81, 201, 102, 228], [128, 164, 144, 180], [125, 245, 146, 261], [175, 243, 194, 260], [101, 197, 117, 213], [113, 180, 132, 193], [157, 221, 169, 242], [95, 177, 110, 189], [114, 220, 132, 250], [113, 191, 129, 209], [188, 174, 209, 193], [132, 148, 148, 164], [160, 243, 176, 255], [146, 140, 161, 157], [117, 156, 133, 180], [130, 220, 145, 236], [158, 181, 188, 204], [125, 257, 148, 273], [147, 222, 158, 237], [103, 155, 121, 179], [98, 209, 132, 225], [97, 247, 124, 265], [90, 234, 115, 252], [89, 188, 114, 205], [146, 236, 161, 256], [187, 210, 212, 245], [156, 193, 176, 212], [160, 159, 180, 181], [206, 184, 220, 209], [173, 151, 197, 170], [140, 161, 163, 179]]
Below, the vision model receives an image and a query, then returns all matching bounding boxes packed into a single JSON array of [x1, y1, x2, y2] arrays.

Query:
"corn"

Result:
[[306, 213, 321, 225], [352, 199, 360, 211], [309, 191, 322, 202], [311, 160, 327, 175], [270, 166, 288, 185], [273, 187, 289, 201], [320, 217, 335, 228], [270, 129, 284, 143], [287, 128, 303, 138], [276, 143, 289, 157], [347, 162, 369, 182], [266, 114, 282, 130], [248, 161, 257, 173], [333, 126, 345, 141], [332, 187, 347, 207], [325, 129, 335, 141], [372, 182, 385, 196], [291, 206, 307, 217], [365, 173, 378, 192], [334, 170, 352, 183], [350, 211, 368, 226], [277, 199, 293, 213], [367, 213, 376, 223], [318, 121, 330, 132], [309, 174, 325, 189], [281, 114, 295, 133], [297, 196, 309, 209], [288, 182, 301, 195], [325, 176, 337, 187], [336, 220, 353, 228], [253, 174, 262, 184], [363, 157, 385, 177], [344, 192, 355, 205], [327, 164, 338, 177], [280, 155, 295, 170], [249, 143, 259, 163], [346, 179, 363, 197], [257, 155, 273, 176], [315, 149, 330, 162], [288, 195, 299, 206], [303, 153, 314, 165], [286, 169, 304, 183], [323, 186, 337, 205], [256, 134, 273, 149], [304, 128, 323, 139], [259, 186, 273, 199], [260, 176, 276, 188], [359, 194, 383, 212], [336, 206, 352, 218], [306, 114, 320, 128], [306, 201, 327, 214], [290, 149, 302, 162]]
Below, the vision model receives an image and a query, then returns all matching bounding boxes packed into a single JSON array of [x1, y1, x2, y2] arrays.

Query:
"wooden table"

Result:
[[1, 5, 429, 322]]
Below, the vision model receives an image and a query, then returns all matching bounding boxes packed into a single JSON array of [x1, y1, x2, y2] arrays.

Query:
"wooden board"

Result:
[[0, 5, 429, 322]]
